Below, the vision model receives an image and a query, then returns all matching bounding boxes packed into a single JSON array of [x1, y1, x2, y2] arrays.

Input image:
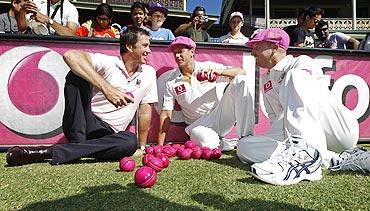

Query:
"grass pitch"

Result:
[[1, 149, 369, 210]]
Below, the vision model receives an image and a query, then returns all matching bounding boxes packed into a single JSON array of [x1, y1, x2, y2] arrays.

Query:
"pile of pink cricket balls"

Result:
[[118, 140, 223, 188]]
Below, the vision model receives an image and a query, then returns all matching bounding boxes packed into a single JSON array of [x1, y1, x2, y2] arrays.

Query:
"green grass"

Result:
[[1, 149, 370, 211]]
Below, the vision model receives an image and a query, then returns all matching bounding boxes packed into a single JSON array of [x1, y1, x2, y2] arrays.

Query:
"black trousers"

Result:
[[52, 72, 137, 165]]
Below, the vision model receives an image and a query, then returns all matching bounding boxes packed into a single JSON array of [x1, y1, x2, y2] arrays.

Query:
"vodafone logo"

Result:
[[0, 46, 69, 137]]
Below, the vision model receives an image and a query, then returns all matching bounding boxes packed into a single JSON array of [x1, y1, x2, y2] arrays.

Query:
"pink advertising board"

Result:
[[0, 37, 368, 147]]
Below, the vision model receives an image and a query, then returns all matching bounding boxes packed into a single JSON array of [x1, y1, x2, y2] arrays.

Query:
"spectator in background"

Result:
[[315, 20, 360, 49], [121, 1, 148, 33], [76, 3, 119, 38], [283, 9, 305, 42], [142, 2, 150, 27], [0, 0, 37, 33], [147, 3, 174, 41], [30, 0, 79, 36], [220, 11, 248, 44], [174, 6, 210, 42], [290, 6, 324, 48], [360, 32, 370, 51]]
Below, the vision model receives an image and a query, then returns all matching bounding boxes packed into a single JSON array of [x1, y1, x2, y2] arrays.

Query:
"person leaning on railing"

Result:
[[75, 3, 119, 38], [28, 0, 79, 36], [0, 0, 37, 34]]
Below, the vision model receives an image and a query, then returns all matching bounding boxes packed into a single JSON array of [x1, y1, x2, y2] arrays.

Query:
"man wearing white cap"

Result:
[[220, 12, 249, 44], [157, 36, 255, 150], [237, 28, 364, 185]]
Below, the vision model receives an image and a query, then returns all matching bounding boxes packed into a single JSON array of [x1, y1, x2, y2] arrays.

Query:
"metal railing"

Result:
[[245, 16, 370, 31]]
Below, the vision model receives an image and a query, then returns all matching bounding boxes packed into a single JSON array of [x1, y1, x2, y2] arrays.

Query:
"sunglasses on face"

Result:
[[320, 27, 328, 31]]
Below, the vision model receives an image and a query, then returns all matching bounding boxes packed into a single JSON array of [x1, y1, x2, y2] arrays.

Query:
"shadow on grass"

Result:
[[192, 192, 314, 211], [20, 183, 199, 211], [210, 151, 251, 171]]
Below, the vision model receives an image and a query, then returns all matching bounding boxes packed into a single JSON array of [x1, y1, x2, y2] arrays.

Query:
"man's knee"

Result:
[[189, 126, 220, 149], [115, 132, 138, 157]]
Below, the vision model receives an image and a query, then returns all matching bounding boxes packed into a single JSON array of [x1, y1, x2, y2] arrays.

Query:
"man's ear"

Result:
[[190, 48, 195, 57], [272, 43, 279, 51], [126, 44, 134, 53]]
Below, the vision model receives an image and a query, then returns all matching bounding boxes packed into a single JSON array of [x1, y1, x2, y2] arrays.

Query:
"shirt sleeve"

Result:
[[141, 66, 158, 104], [335, 32, 351, 43], [87, 53, 115, 78], [168, 29, 175, 41], [75, 25, 88, 37], [0, 17, 5, 32], [162, 81, 175, 111], [66, 3, 79, 25], [291, 27, 306, 45]]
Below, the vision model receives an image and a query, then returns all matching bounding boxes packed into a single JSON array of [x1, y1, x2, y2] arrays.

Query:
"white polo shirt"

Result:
[[34, 0, 79, 34], [261, 55, 324, 125], [162, 61, 230, 125], [89, 53, 158, 132], [220, 32, 249, 44]]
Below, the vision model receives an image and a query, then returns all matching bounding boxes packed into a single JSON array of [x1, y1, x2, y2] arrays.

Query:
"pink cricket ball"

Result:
[[119, 157, 136, 172], [172, 144, 182, 150], [142, 154, 154, 166], [178, 148, 193, 160], [208, 72, 217, 82], [191, 148, 202, 159], [211, 148, 222, 159], [156, 153, 170, 168], [125, 91, 134, 99], [196, 70, 208, 81], [202, 147, 213, 160], [152, 145, 163, 155], [145, 146, 154, 155], [162, 146, 176, 157], [146, 156, 164, 172], [134, 166, 157, 188], [184, 140, 196, 149]]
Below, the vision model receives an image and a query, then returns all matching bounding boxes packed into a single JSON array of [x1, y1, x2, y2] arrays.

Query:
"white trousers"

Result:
[[185, 75, 255, 149], [237, 69, 359, 168]]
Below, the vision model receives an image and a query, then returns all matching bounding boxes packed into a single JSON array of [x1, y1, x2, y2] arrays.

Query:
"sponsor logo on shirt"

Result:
[[264, 80, 273, 93], [136, 79, 141, 87], [174, 83, 186, 96]]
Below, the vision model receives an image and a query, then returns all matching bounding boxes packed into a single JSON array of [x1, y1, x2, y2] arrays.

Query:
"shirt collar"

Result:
[[116, 58, 143, 81], [271, 55, 294, 72]]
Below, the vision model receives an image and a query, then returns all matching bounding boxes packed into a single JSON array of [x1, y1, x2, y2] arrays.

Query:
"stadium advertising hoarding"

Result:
[[0, 38, 368, 146]]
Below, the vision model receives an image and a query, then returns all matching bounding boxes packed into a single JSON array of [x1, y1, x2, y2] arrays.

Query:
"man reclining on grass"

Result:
[[6, 26, 157, 166]]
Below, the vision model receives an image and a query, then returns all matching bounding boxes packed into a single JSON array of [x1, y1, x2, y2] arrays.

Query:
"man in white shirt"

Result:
[[6, 27, 158, 166], [315, 20, 360, 49], [220, 11, 249, 44], [30, 0, 79, 36], [157, 36, 254, 149], [237, 28, 360, 185]]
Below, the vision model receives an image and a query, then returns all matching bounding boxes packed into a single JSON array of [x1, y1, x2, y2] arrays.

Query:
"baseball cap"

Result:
[[149, 3, 168, 16], [246, 28, 290, 50], [168, 36, 196, 52], [229, 12, 244, 21]]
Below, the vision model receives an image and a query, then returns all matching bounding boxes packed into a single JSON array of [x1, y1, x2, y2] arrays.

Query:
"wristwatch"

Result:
[[47, 18, 54, 26]]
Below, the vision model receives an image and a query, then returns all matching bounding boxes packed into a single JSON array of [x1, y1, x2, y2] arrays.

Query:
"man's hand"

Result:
[[31, 12, 51, 25], [104, 87, 134, 108], [19, 1, 38, 15]]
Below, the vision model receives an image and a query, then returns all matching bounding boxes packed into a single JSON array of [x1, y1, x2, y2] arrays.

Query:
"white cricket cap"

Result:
[[229, 12, 244, 21]]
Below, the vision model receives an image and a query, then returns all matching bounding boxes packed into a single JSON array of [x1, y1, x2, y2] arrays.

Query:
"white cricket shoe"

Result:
[[220, 138, 239, 151], [250, 136, 322, 185], [330, 146, 370, 173]]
